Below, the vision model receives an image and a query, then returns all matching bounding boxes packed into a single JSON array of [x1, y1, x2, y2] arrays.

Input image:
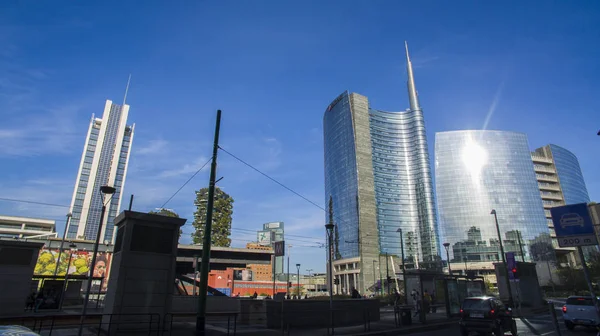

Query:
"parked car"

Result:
[[562, 296, 600, 330], [459, 296, 517, 336], [0, 325, 40, 335]]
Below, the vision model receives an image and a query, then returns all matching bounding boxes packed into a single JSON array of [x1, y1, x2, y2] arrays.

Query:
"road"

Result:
[[411, 305, 598, 336]]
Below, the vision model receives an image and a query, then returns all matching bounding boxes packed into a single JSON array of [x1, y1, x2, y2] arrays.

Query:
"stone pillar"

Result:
[[0, 241, 44, 316], [102, 211, 185, 334]]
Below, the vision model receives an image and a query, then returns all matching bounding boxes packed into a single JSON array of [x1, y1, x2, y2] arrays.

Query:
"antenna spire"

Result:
[[405, 42, 420, 111], [123, 74, 131, 106]]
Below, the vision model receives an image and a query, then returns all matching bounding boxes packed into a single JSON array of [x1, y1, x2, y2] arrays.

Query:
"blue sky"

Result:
[[1, 1, 599, 273]]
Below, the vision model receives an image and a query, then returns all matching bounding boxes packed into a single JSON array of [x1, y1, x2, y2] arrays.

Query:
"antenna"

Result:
[[122, 74, 131, 106]]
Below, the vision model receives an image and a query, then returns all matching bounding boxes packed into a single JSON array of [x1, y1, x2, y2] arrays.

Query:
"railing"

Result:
[[163, 312, 238, 336], [0, 313, 161, 336]]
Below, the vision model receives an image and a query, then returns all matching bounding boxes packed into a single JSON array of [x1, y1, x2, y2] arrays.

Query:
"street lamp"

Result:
[[491, 209, 515, 308], [296, 263, 301, 298], [443, 243, 451, 275], [286, 245, 292, 297], [325, 222, 334, 307], [54, 213, 73, 276], [79, 185, 116, 335], [396, 228, 407, 303]]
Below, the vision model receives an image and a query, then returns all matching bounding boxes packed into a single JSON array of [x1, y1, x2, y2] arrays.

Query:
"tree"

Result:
[[192, 186, 233, 246], [149, 208, 181, 239]]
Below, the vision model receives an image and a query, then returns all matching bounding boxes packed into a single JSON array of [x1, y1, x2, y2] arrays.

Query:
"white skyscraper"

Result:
[[67, 100, 134, 242]]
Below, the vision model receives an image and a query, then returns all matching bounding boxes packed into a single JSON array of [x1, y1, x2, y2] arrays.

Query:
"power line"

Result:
[[0, 197, 70, 209], [218, 146, 325, 212], [158, 158, 212, 209]]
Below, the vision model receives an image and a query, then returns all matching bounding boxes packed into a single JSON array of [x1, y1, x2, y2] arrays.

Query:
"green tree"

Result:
[[192, 186, 233, 246], [149, 208, 181, 239]]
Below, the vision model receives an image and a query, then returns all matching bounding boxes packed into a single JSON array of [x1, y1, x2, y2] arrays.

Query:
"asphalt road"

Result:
[[411, 305, 598, 336]]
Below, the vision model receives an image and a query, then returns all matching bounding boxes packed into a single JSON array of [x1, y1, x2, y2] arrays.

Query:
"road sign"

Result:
[[274, 241, 285, 256], [551, 203, 598, 247]]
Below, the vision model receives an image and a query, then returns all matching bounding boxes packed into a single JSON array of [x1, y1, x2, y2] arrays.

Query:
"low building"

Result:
[[0, 215, 57, 239], [245, 242, 274, 281]]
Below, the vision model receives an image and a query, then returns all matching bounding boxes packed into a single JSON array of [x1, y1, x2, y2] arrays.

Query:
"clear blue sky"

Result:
[[1, 1, 599, 273]]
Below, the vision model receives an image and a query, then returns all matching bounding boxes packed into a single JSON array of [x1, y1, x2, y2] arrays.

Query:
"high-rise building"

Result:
[[256, 222, 284, 275], [435, 130, 551, 273], [67, 100, 135, 242], [0, 215, 56, 239], [531, 144, 591, 263], [323, 43, 439, 294]]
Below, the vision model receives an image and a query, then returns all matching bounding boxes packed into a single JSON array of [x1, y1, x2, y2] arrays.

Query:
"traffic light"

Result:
[[288, 282, 292, 288], [511, 266, 519, 279], [333, 278, 340, 285]]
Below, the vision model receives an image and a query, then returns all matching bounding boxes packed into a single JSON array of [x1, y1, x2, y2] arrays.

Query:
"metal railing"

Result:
[[0, 313, 161, 336], [163, 312, 238, 336]]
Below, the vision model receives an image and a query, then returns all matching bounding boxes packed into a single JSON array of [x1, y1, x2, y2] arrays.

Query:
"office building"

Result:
[[67, 100, 135, 242], [0, 215, 56, 239], [435, 130, 551, 275], [532, 144, 591, 264], [245, 242, 273, 282], [323, 43, 439, 294], [256, 222, 284, 274]]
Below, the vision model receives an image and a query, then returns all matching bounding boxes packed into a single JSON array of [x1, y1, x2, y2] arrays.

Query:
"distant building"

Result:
[[532, 144, 592, 264], [245, 242, 273, 282], [323, 43, 439, 294], [0, 215, 56, 239], [256, 222, 284, 275], [67, 100, 135, 242], [435, 130, 551, 273]]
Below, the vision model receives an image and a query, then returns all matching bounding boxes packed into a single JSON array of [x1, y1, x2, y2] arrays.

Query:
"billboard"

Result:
[[34, 248, 113, 292], [233, 269, 253, 281]]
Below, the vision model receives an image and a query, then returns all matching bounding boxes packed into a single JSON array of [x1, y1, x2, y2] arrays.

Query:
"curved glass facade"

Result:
[[370, 109, 438, 263], [435, 131, 550, 264], [549, 144, 590, 205], [323, 91, 360, 259]]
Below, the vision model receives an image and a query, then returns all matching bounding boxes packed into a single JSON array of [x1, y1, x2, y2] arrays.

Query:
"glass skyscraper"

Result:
[[435, 130, 551, 266], [323, 43, 439, 293], [67, 100, 135, 242]]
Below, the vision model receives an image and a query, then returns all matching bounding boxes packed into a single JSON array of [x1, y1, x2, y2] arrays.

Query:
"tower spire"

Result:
[[405, 42, 420, 111], [122, 74, 131, 106]]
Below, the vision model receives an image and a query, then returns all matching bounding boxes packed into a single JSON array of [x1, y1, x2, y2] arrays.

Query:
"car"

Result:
[[560, 213, 585, 228], [459, 296, 517, 336], [562, 296, 600, 330]]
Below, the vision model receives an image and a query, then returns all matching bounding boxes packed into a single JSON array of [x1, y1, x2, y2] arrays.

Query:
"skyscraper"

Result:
[[323, 43, 439, 294], [531, 144, 591, 263], [67, 100, 135, 242], [435, 131, 550, 271]]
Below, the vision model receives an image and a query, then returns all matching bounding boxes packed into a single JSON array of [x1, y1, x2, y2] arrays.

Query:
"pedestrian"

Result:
[[423, 289, 432, 314], [411, 289, 420, 317], [351, 287, 361, 299], [393, 288, 401, 308], [252, 291, 258, 299]]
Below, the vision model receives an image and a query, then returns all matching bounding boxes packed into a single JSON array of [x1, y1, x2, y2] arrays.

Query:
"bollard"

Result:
[[548, 302, 562, 336]]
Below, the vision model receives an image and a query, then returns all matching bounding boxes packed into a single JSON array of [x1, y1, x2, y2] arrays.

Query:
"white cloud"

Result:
[[158, 156, 210, 178], [135, 139, 169, 155]]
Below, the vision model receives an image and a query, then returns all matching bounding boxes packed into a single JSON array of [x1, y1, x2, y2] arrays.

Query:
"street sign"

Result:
[[274, 241, 285, 256], [506, 252, 516, 281], [551, 203, 598, 247]]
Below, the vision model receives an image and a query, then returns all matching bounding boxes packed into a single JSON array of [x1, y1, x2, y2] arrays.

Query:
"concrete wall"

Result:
[[170, 296, 239, 314], [0, 241, 43, 316], [266, 299, 380, 329]]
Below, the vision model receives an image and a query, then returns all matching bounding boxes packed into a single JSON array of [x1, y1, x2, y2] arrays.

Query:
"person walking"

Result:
[[411, 289, 420, 317], [351, 287, 361, 299]]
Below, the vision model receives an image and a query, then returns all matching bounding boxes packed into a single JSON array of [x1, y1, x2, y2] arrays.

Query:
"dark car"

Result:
[[459, 296, 517, 336]]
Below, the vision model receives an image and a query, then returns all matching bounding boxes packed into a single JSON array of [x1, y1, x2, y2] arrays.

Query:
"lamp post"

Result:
[[78, 185, 115, 335], [443, 243, 451, 275], [54, 213, 72, 276], [296, 264, 301, 298], [396, 228, 407, 302], [325, 222, 334, 306], [491, 209, 515, 308]]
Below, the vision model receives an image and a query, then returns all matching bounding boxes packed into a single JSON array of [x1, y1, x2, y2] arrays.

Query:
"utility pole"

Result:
[[196, 110, 221, 335], [286, 245, 292, 297]]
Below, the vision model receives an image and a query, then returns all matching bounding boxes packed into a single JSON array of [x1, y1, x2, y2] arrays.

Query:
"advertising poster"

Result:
[[34, 248, 113, 292], [233, 269, 253, 281]]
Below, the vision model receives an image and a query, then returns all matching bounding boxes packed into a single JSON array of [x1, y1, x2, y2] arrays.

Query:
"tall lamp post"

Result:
[[286, 245, 292, 297], [443, 243, 451, 275], [396, 228, 407, 303], [54, 213, 72, 276], [491, 209, 515, 308], [325, 223, 334, 307], [296, 264, 301, 297], [78, 185, 115, 335]]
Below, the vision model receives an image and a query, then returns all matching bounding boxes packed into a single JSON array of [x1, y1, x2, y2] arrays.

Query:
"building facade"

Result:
[[532, 144, 591, 264], [67, 100, 135, 242], [323, 43, 439, 294], [245, 242, 274, 282], [435, 130, 551, 273], [0, 215, 56, 239]]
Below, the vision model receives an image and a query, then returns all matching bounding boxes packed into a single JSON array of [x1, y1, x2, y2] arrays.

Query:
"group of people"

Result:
[[25, 289, 59, 312], [408, 288, 435, 317]]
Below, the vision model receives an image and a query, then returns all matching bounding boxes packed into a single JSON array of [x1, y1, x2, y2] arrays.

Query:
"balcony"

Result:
[[531, 155, 553, 164], [541, 192, 564, 201], [538, 183, 561, 192], [536, 174, 558, 183], [534, 165, 556, 174]]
